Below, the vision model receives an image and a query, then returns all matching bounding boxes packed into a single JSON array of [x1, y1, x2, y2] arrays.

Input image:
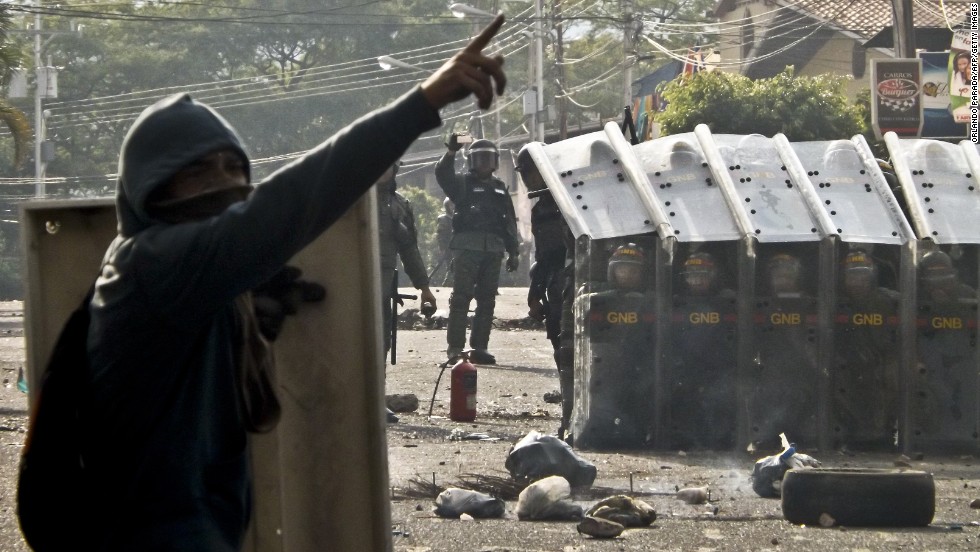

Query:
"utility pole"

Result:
[[891, 0, 916, 58], [554, 0, 567, 140], [33, 0, 43, 198], [622, 0, 634, 109], [533, 0, 545, 143]]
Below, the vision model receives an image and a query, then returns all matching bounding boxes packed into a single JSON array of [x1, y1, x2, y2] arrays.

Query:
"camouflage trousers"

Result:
[[447, 249, 503, 352]]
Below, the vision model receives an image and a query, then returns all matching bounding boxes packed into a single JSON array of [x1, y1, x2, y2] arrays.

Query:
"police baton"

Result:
[[390, 268, 417, 365]]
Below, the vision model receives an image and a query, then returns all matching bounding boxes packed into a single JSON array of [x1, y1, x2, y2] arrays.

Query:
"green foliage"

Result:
[[656, 67, 867, 141], [0, 225, 21, 299], [23, 0, 474, 187], [398, 184, 442, 269], [559, 0, 717, 126], [0, 6, 29, 170]]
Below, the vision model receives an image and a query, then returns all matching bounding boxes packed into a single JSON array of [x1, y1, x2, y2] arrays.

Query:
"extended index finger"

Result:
[[463, 13, 505, 54]]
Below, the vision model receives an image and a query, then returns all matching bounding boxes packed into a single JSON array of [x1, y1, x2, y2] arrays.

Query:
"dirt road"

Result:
[[388, 288, 980, 551], [0, 292, 978, 550]]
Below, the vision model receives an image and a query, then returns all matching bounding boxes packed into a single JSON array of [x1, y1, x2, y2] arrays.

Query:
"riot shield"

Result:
[[572, 288, 657, 448], [832, 245, 903, 450], [572, 236, 657, 449], [745, 245, 822, 450], [668, 245, 738, 449], [911, 246, 979, 452]]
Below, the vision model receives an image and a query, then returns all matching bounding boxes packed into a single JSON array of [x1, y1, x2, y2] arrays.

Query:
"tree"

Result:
[[555, 0, 717, 128], [27, 0, 475, 186], [398, 184, 442, 271], [0, 5, 30, 170], [656, 67, 867, 141]]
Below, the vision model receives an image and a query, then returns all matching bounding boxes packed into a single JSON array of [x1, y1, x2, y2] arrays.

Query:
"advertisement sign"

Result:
[[919, 52, 967, 138], [948, 29, 974, 124], [871, 58, 923, 139]]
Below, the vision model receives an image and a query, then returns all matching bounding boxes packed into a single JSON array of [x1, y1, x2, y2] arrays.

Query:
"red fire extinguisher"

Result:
[[450, 351, 477, 422]]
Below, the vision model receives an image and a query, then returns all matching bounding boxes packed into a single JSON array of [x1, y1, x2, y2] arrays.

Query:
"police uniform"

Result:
[[436, 148, 519, 359], [528, 192, 575, 434], [378, 179, 429, 354], [433, 205, 454, 285]]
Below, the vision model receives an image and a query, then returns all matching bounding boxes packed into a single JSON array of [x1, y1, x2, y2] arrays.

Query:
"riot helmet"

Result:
[[515, 144, 546, 192], [822, 141, 862, 170], [607, 243, 645, 291], [668, 140, 702, 169], [681, 251, 718, 296], [767, 253, 802, 296], [734, 134, 777, 168], [467, 139, 499, 176], [919, 250, 957, 290], [841, 249, 877, 298]]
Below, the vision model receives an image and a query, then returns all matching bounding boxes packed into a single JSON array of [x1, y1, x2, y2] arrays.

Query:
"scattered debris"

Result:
[[819, 513, 836, 527], [433, 488, 505, 519], [586, 495, 656, 527], [506, 431, 598, 488], [543, 390, 562, 404], [751, 433, 821, 498], [577, 515, 624, 539], [517, 476, 583, 521], [970, 498, 980, 509], [676, 487, 709, 505], [400, 471, 526, 500], [386, 393, 419, 413], [448, 428, 498, 441]]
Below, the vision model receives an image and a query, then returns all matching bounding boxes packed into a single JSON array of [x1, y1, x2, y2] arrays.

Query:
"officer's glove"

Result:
[[506, 255, 519, 272], [252, 265, 327, 341], [446, 132, 464, 152]]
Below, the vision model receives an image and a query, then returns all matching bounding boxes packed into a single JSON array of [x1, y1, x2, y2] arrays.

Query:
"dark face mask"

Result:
[[146, 185, 253, 224]]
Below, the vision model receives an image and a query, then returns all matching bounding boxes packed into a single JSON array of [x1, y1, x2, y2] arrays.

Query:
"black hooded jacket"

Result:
[[85, 89, 440, 550]]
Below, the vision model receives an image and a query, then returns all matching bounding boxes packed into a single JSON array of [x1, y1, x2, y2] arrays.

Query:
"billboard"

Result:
[[871, 58, 923, 139], [919, 51, 968, 139]]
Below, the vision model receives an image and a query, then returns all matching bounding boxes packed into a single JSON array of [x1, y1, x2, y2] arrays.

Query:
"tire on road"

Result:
[[781, 468, 935, 527]]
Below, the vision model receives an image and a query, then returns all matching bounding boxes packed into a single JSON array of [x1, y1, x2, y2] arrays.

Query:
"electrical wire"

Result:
[[39, 30, 532, 131], [37, 6, 538, 124], [637, 0, 857, 70]]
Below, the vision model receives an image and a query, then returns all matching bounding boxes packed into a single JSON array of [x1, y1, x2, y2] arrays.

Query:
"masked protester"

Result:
[[52, 16, 507, 551]]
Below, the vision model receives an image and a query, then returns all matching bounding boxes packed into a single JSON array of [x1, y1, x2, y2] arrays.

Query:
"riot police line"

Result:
[[516, 126, 980, 455]]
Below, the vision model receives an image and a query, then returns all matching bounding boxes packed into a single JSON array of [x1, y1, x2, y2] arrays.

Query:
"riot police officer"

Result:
[[436, 135, 520, 363], [574, 242, 655, 448], [918, 249, 977, 305], [377, 162, 437, 421], [680, 251, 734, 298], [431, 197, 455, 285], [671, 250, 736, 449], [517, 144, 575, 437], [767, 252, 806, 299], [835, 248, 900, 448], [840, 249, 898, 304]]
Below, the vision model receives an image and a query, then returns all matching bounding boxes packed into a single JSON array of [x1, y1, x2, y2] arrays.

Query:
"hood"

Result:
[[115, 93, 250, 236]]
